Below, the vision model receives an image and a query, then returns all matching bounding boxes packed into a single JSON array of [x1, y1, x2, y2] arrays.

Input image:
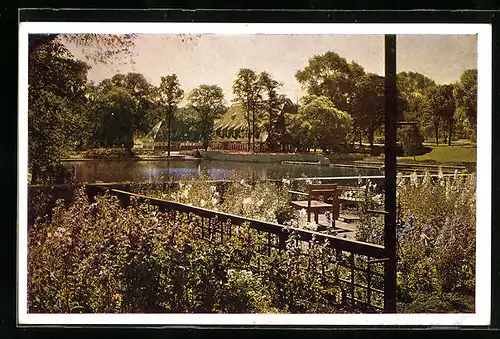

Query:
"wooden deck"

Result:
[[296, 213, 359, 240]]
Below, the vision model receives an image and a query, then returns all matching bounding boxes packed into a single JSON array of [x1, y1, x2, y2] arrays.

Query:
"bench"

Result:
[[289, 184, 340, 228]]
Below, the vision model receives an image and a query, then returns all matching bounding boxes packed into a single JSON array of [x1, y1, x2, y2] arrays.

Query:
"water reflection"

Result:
[[64, 159, 381, 183]]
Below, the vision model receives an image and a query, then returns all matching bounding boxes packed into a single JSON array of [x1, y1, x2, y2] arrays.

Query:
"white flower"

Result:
[[214, 191, 220, 198], [210, 185, 217, 193], [358, 175, 363, 186], [305, 178, 312, 185], [454, 169, 459, 180], [299, 208, 307, 217], [181, 189, 189, 200], [410, 172, 418, 187], [170, 194, 176, 199], [227, 269, 235, 277], [306, 222, 318, 231], [240, 179, 246, 185], [212, 197, 218, 206], [372, 194, 384, 204], [200, 199, 206, 208], [282, 178, 291, 185], [242, 197, 252, 207], [179, 182, 184, 188], [438, 170, 444, 180], [256, 199, 264, 208]]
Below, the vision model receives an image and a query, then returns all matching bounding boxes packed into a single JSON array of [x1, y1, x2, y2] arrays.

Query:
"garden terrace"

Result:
[[89, 184, 389, 312]]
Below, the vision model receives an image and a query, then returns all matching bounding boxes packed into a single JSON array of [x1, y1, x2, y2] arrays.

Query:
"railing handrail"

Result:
[[99, 186, 387, 258]]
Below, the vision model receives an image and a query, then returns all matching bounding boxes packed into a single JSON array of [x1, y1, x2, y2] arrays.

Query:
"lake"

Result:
[[63, 159, 382, 183]]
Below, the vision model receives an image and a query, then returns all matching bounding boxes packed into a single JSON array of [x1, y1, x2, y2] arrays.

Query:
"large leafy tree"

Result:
[[423, 84, 456, 145], [233, 68, 263, 151], [86, 85, 136, 151], [454, 68, 477, 133], [257, 72, 285, 152], [397, 72, 437, 138], [285, 96, 352, 153], [187, 85, 226, 151], [158, 74, 184, 156], [28, 34, 91, 183], [350, 74, 385, 148], [295, 51, 365, 113], [28, 33, 136, 183], [109, 73, 159, 134]]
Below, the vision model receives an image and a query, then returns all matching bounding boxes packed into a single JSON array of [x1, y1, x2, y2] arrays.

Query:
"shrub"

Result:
[[28, 187, 342, 313], [356, 171, 476, 312]]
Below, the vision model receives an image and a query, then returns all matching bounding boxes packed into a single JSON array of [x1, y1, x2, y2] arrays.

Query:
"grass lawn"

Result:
[[399, 144, 476, 165]]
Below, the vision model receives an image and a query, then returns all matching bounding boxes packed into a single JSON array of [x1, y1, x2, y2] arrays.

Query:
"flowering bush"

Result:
[[356, 171, 476, 312], [143, 175, 297, 225], [28, 187, 343, 313]]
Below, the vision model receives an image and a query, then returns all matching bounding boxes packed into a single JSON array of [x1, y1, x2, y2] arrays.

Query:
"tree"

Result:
[[398, 125, 424, 157], [158, 74, 184, 156], [454, 69, 477, 140], [28, 33, 136, 183], [397, 71, 437, 138], [233, 68, 263, 151], [351, 74, 385, 148], [87, 86, 136, 151], [109, 73, 159, 134], [187, 85, 226, 151], [28, 35, 91, 183], [295, 51, 365, 113], [285, 96, 352, 153], [257, 72, 285, 152], [423, 84, 456, 145]]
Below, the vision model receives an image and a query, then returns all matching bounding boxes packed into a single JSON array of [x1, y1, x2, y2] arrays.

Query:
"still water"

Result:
[[64, 159, 382, 183]]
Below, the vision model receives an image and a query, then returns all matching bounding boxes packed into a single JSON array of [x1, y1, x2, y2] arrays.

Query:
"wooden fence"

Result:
[[88, 184, 390, 312]]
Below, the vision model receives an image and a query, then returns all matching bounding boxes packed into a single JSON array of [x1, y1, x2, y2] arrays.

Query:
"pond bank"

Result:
[[195, 150, 331, 165]]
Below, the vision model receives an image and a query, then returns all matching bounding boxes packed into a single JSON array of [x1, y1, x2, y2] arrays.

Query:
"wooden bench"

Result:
[[289, 184, 340, 227], [289, 184, 371, 229]]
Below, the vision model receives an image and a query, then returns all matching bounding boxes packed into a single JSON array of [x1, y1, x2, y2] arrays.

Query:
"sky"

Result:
[[66, 34, 477, 104]]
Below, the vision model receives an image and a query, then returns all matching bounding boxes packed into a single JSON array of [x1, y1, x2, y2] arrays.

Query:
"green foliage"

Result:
[[351, 74, 385, 147], [295, 51, 364, 113], [257, 72, 286, 152], [285, 96, 352, 153], [187, 85, 226, 151], [453, 69, 477, 124], [356, 172, 476, 312], [423, 84, 456, 145], [398, 125, 424, 156], [158, 74, 184, 155], [28, 187, 344, 313], [233, 68, 264, 150], [28, 34, 91, 183], [86, 86, 136, 150]]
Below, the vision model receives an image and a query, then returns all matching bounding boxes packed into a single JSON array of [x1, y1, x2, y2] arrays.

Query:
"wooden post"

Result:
[[383, 34, 398, 313]]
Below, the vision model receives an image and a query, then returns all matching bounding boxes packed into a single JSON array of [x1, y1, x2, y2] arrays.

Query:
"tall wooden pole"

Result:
[[167, 108, 171, 157], [383, 34, 398, 313]]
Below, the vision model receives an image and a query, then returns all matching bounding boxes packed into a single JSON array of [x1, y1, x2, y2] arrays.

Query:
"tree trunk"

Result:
[[167, 111, 171, 157], [435, 123, 439, 145], [448, 117, 453, 146], [252, 107, 255, 152], [368, 127, 375, 148]]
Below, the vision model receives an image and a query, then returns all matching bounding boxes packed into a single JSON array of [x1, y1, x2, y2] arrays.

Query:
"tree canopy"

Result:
[[295, 51, 365, 113], [285, 96, 352, 153], [187, 85, 226, 151]]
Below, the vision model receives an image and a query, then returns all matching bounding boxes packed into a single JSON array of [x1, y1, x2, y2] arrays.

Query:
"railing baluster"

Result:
[[350, 252, 355, 308], [367, 258, 372, 310], [96, 186, 388, 313]]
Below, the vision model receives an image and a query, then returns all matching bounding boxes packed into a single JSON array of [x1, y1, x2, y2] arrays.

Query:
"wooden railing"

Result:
[[89, 185, 390, 312]]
